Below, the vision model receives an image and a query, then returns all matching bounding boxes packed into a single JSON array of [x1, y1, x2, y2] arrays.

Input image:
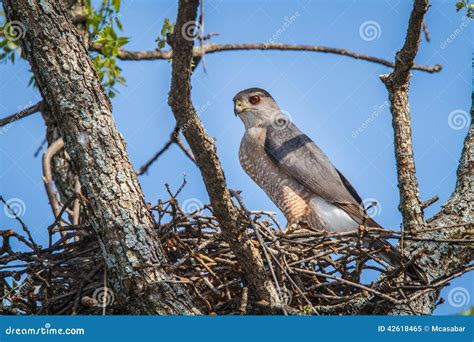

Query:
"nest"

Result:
[[0, 184, 460, 316]]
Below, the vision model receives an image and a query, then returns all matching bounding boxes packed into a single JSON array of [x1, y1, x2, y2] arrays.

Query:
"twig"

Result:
[[421, 195, 439, 209], [422, 22, 431, 42], [0, 102, 43, 127], [231, 189, 286, 313], [137, 126, 196, 175], [91, 43, 441, 73]]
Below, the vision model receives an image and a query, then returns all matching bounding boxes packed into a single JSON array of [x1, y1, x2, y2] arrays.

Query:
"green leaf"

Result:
[[112, 0, 121, 12]]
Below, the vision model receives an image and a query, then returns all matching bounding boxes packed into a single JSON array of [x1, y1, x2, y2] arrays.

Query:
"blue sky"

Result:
[[0, 0, 472, 315]]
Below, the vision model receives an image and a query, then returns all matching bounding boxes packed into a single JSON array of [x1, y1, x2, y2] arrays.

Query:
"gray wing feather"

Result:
[[264, 122, 356, 204], [264, 122, 379, 226]]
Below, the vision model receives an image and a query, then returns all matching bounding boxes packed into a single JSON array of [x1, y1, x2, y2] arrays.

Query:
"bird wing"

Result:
[[264, 122, 380, 227]]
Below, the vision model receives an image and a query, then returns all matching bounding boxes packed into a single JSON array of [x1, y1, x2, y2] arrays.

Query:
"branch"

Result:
[[0, 101, 43, 127], [373, 0, 473, 315], [91, 42, 441, 73], [137, 126, 196, 176], [4, 0, 200, 315], [42, 138, 65, 230], [168, 0, 279, 305], [380, 0, 429, 232]]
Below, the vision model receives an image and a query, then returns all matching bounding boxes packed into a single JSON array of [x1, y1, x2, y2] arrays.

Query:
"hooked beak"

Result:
[[234, 99, 248, 116]]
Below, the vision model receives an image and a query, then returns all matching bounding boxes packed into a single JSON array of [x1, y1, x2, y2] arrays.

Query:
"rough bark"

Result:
[[41, 0, 88, 213], [386, 97, 473, 315], [3, 0, 199, 315], [168, 0, 279, 305], [376, 0, 473, 314], [380, 0, 429, 232]]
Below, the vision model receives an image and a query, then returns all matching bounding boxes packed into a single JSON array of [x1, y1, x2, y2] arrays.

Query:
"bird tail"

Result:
[[362, 237, 428, 284]]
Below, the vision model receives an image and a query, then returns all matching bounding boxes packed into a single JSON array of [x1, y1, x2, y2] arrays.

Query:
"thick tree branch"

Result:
[[91, 42, 441, 73], [168, 0, 279, 305], [384, 96, 473, 315], [3, 0, 199, 315], [372, 0, 473, 315], [380, 0, 429, 232]]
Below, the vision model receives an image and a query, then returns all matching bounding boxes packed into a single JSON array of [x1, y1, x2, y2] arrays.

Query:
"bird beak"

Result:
[[234, 99, 246, 116]]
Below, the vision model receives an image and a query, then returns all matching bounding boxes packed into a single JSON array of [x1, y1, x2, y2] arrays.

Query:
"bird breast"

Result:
[[239, 128, 312, 223]]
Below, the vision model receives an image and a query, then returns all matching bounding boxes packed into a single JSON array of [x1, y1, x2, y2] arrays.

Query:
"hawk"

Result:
[[233, 87, 426, 283]]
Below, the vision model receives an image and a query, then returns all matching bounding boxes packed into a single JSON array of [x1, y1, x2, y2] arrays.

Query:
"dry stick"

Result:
[[91, 42, 441, 74], [137, 126, 179, 175], [0, 196, 41, 257], [0, 101, 43, 127], [72, 177, 82, 242], [266, 246, 319, 315], [380, 0, 429, 232], [420, 195, 439, 210], [230, 190, 287, 315], [174, 135, 196, 163], [137, 126, 196, 175], [422, 22, 431, 42], [72, 177, 81, 226], [102, 268, 107, 316], [42, 138, 67, 236], [239, 287, 248, 315], [294, 268, 402, 304]]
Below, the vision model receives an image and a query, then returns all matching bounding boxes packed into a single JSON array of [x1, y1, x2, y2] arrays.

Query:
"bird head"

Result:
[[233, 88, 282, 130]]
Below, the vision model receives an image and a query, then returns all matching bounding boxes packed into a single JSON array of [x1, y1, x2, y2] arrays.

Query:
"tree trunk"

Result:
[[168, 0, 279, 306], [3, 0, 199, 315]]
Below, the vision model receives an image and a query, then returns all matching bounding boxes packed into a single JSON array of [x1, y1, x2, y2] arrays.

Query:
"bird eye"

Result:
[[249, 95, 261, 105]]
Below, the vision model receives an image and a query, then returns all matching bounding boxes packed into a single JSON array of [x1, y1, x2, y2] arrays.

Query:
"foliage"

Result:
[[0, 11, 20, 64], [456, 0, 474, 18], [460, 306, 474, 315], [85, 0, 128, 98], [0, 1, 129, 98], [156, 18, 174, 50]]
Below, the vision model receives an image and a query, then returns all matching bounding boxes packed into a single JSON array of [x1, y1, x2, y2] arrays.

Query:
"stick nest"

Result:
[[0, 184, 465, 316]]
